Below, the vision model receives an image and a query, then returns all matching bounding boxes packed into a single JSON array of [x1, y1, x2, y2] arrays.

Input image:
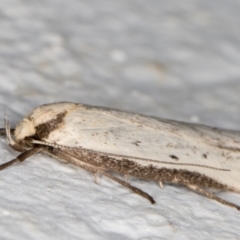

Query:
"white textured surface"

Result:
[[0, 0, 240, 239]]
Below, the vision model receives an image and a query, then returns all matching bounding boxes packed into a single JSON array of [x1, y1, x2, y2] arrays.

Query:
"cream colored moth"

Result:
[[0, 102, 240, 210]]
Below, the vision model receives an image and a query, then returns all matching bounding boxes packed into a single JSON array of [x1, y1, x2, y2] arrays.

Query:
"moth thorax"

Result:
[[14, 118, 36, 142]]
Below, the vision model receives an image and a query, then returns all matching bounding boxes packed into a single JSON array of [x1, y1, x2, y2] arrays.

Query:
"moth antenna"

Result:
[[0, 128, 15, 136], [0, 147, 42, 171], [0, 128, 6, 136]]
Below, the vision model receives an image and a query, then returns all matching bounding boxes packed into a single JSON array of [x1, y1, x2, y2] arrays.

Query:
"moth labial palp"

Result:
[[0, 101, 240, 211]]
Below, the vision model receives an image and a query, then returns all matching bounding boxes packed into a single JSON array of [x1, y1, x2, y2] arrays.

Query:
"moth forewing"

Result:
[[1, 102, 240, 211], [38, 105, 240, 191]]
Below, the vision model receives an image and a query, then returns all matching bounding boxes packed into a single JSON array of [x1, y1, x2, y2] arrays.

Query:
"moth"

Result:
[[0, 102, 240, 210]]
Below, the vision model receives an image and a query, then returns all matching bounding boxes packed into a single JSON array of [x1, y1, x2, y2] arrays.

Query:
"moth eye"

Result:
[[20, 136, 34, 148]]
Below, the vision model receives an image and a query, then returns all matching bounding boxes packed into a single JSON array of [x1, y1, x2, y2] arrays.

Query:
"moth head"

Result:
[[14, 102, 77, 146]]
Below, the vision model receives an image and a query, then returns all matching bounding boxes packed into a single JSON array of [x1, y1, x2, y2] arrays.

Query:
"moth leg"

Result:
[[0, 147, 42, 171], [102, 172, 155, 204], [43, 149, 156, 204], [159, 181, 163, 189], [186, 184, 240, 211], [93, 172, 99, 184]]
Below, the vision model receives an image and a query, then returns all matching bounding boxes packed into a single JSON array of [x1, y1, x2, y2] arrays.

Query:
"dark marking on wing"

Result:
[[202, 153, 208, 159], [35, 111, 67, 139], [132, 141, 141, 146], [169, 155, 179, 160]]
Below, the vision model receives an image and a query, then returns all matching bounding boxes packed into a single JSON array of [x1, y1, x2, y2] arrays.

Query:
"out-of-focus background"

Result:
[[0, 1, 240, 239]]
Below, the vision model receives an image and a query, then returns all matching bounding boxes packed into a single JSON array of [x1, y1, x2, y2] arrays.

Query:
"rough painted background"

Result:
[[0, 0, 240, 239]]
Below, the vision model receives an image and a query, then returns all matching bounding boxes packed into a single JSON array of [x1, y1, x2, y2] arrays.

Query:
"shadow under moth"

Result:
[[0, 102, 240, 210]]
